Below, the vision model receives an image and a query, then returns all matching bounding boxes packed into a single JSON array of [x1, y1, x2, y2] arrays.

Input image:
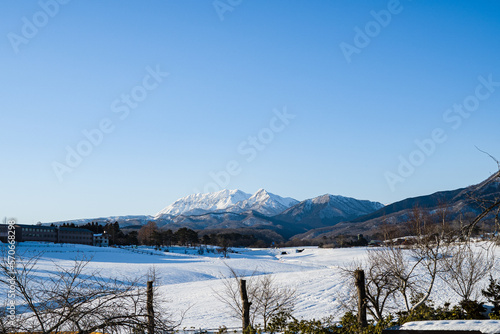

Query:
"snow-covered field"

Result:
[[2, 242, 499, 329]]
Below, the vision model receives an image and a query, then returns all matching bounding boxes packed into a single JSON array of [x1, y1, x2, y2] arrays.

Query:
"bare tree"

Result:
[[364, 250, 401, 320], [138, 221, 159, 245], [214, 265, 259, 325], [253, 275, 296, 331], [439, 241, 495, 302], [400, 206, 451, 311], [0, 299, 17, 334], [340, 207, 451, 319], [463, 151, 500, 239], [214, 265, 296, 330], [340, 254, 399, 321], [217, 236, 231, 258], [0, 250, 178, 334]]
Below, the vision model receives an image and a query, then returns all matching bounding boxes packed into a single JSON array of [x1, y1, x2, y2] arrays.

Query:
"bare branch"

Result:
[[0, 249, 180, 333]]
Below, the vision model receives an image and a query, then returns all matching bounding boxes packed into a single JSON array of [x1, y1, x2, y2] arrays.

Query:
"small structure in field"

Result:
[[93, 232, 109, 247]]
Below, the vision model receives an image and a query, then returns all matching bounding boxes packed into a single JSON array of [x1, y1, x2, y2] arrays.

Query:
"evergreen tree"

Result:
[[482, 275, 500, 315]]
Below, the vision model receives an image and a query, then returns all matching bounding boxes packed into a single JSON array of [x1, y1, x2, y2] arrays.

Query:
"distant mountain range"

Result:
[[48, 173, 500, 242], [297, 173, 500, 240], [49, 189, 383, 239]]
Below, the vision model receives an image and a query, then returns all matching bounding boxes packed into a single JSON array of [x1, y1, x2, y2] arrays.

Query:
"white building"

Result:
[[93, 233, 109, 247]]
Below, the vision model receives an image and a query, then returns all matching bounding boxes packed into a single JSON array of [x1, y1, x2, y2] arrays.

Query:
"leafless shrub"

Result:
[[0, 249, 179, 334], [340, 256, 399, 321], [438, 242, 495, 302], [463, 151, 500, 239], [339, 207, 453, 319], [253, 275, 296, 331], [213, 264, 296, 330]]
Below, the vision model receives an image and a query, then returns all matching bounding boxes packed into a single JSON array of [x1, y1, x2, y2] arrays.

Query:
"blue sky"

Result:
[[2, 0, 500, 224]]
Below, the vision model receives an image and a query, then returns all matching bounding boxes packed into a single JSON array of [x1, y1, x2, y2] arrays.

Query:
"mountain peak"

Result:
[[251, 188, 271, 199], [312, 194, 334, 204], [233, 189, 299, 216]]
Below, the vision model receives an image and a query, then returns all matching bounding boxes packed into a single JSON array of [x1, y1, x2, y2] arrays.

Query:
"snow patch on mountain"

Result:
[[279, 194, 384, 223], [230, 189, 299, 216], [313, 194, 384, 217]]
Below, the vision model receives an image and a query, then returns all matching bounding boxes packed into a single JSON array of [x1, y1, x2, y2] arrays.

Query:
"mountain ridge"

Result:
[[48, 189, 384, 240]]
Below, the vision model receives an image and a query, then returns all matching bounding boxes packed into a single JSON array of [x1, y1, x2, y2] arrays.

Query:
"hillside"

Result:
[[297, 172, 500, 240]]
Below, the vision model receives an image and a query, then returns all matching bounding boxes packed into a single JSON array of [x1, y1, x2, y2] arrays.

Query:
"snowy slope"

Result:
[[312, 194, 384, 215], [229, 189, 299, 216], [280, 194, 384, 220], [274, 194, 385, 231], [155, 189, 251, 217], [3, 242, 497, 329], [155, 189, 299, 218]]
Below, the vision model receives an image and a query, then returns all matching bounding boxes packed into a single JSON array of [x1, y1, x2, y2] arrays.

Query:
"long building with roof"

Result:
[[0, 224, 93, 245]]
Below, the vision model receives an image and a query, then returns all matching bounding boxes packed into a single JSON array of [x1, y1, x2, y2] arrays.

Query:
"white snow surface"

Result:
[[155, 189, 299, 218], [3, 242, 499, 330], [400, 320, 500, 333]]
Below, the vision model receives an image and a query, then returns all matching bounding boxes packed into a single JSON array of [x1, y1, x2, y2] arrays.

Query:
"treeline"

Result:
[[201, 232, 263, 248], [137, 221, 272, 248], [58, 220, 279, 248], [138, 224, 199, 247], [281, 233, 373, 248], [59, 221, 139, 245], [58, 220, 386, 249]]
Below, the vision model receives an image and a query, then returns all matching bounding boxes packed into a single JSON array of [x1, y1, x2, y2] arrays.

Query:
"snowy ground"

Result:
[[2, 242, 499, 329]]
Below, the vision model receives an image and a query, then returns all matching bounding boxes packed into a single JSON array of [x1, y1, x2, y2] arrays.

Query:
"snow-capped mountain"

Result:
[[155, 189, 251, 218], [155, 189, 299, 218], [274, 194, 385, 230], [229, 189, 299, 216]]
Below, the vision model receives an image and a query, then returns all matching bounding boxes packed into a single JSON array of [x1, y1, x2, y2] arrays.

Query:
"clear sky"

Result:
[[2, 0, 500, 224]]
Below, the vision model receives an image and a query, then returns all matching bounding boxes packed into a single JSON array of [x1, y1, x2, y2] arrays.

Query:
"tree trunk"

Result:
[[147, 280, 154, 334], [240, 279, 252, 332], [355, 269, 368, 328]]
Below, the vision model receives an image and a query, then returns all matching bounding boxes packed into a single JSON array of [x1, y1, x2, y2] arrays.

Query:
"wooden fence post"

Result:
[[240, 279, 252, 332], [147, 280, 155, 334], [355, 269, 367, 328]]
